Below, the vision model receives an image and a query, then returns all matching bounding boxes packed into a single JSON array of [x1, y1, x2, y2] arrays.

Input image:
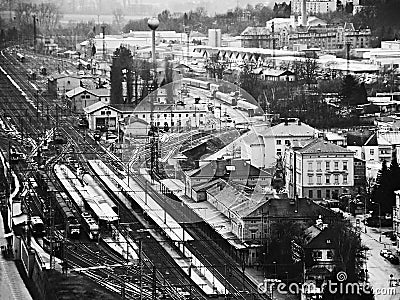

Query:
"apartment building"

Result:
[[240, 119, 318, 169], [285, 138, 355, 200], [292, 0, 337, 15]]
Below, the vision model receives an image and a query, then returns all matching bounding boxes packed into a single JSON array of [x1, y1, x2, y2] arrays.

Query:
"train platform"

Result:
[[102, 225, 139, 261], [30, 237, 62, 272], [0, 213, 33, 300], [89, 160, 224, 295]]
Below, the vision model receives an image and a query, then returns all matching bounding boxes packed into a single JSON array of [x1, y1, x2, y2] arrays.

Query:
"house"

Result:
[[184, 158, 272, 201], [302, 224, 339, 300], [83, 102, 124, 131], [205, 185, 339, 264], [240, 119, 318, 169], [261, 69, 296, 82], [285, 138, 355, 200], [65, 87, 102, 113], [47, 74, 81, 97], [123, 116, 150, 138], [323, 132, 346, 147]]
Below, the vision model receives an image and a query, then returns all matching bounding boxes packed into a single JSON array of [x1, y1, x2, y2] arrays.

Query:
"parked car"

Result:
[[380, 249, 391, 258], [386, 254, 400, 265]]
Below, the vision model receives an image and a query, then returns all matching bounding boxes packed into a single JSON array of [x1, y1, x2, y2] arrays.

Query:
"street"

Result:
[[354, 216, 400, 300]]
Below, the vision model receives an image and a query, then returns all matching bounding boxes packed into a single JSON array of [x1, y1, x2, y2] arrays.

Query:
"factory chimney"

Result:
[[301, 0, 308, 27]]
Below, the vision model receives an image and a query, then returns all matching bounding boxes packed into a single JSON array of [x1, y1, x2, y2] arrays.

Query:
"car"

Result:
[[380, 249, 391, 258], [386, 254, 400, 265]]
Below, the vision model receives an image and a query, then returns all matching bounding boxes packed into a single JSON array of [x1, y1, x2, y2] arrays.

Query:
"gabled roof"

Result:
[[65, 86, 88, 98], [297, 138, 353, 154], [346, 131, 372, 146], [83, 102, 120, 114], [124, 116, 149, 126], [262, 69, 294, 77], [364, 133, 378, 146], [304, 226, 337, 250]]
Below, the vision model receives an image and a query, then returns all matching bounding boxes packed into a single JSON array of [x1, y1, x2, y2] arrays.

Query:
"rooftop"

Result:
[[297, 138, 354, 154]]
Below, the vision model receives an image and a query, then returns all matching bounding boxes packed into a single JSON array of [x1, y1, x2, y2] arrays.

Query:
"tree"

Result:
[[111, 46, 133, 104], [340, 75, 367, 106]]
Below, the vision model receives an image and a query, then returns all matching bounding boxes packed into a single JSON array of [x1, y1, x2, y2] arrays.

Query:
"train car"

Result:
[[27, 69, 37, 80], [30, 216, 45, 237], [57, 195, 81, 238], [39, 66, 47, 75], [81, 212, 99, 240], [215, 91, 237, 106], [16, 52, 25, 62]]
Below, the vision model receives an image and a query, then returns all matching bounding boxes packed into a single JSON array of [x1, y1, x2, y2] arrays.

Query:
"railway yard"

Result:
[[0, 47, 270, 300]]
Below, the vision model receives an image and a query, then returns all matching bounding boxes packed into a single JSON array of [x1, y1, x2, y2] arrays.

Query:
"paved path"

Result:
[[0, 213, 32, 300]]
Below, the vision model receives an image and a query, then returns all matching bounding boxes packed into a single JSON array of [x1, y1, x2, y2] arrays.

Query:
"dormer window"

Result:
[[326, 239, 331, 244]]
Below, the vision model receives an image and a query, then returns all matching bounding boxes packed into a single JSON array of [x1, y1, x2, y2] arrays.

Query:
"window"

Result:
[[186, 114, 189, 117], [313, 251, 322, 259], [277, 149, 282, 156], [343, 161, 348, 171], [317, 176, 322, 185], [370, 149, 374, 155], [101, 111, 105, 115], [308, 162, 313, 171], [193, 113, 196, 117], [142, 114, 145, 118], [309, 190, 313, 198], [164, 114, 167, 117], [326, 161, 330, 170], [327, 251, 333, 259], [317, 161, 321, 171], [178, 114, 181, 117], [317, 190, 322, 198], [308, 175, 313, 184], [343, 174, 348, 184], [171, 114, 174, 117], [326, 175, 330, 184], [326, 190, 330, 198], [334, 162, 339, 170], [334, 174, 339, 184], [276, 139, 282, 145], [200, 114, 204, 117], [285, 140, 290, 146]]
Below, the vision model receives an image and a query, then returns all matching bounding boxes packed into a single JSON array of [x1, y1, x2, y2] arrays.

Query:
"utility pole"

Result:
[[33, 15, 37, 53], [346, 42, 351, 75], [101, 24, 106, 61], [147, 17, 160, 182]]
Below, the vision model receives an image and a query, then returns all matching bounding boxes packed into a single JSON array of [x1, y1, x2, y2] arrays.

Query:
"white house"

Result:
[[240, 119, 318, 169], [285, 138, 355, 200]]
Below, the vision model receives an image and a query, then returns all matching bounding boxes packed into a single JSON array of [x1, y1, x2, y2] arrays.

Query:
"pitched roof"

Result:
[[88, 88, 111, 97], [269, 121, 317, 138], [346, 131, 372, 146], [83, 102, 121, 114], [65, 86, 87, 98], [297, 138, 354, 154], [261, 198, 338, 219], [304, 226, 337, 249], [364, 133, 378, 146], [262, 69, 294, 77], [188, 158, 272, 181], [379, 131, 400, 145], [241, 26, 270, 36]]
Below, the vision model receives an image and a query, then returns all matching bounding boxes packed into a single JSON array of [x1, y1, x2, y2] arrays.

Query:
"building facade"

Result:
[[285, 139, 355, 200], [292, 0, 337, 15]]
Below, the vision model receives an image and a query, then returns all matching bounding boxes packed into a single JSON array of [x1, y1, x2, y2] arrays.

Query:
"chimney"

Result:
[[301, 0, 308, 27]]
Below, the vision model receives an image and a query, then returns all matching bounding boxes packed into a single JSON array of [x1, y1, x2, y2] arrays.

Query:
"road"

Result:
[[347, 212, 400, 300]]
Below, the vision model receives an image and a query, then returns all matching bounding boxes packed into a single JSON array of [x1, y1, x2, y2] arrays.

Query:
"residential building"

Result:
[[240, 119, 318, 169], [240, 22, 371, 51], [260, 69, 296, 82], [205, 185, 339, 263], [303, 224, 340, 300], [353, 157, 367, 194], [292, 0, 337, 15], [47, 74, 81, 97], [323, 132, 346, 147], [65, 87, 111, 113], [285, 138, 355, 200]]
